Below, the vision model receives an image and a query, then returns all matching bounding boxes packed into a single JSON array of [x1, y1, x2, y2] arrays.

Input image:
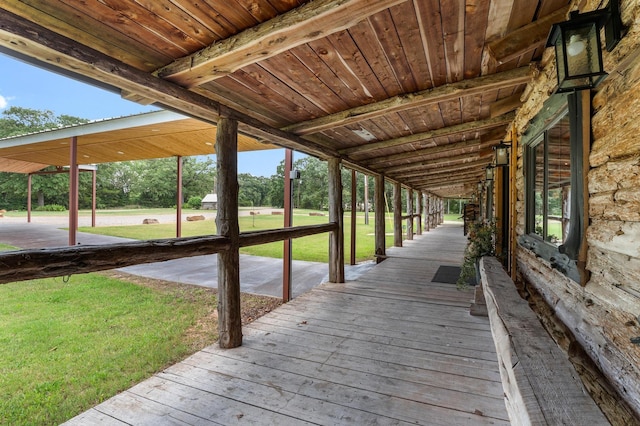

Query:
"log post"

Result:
[[374, 173, 386, 263], [416, 192, 423, 235], [424, 193, 430, 232], [27, 173, 32, 223], [283, 149, 293, 302], [215, 117, 242, 349], [406, 188, 414, 240], [176, 156, 183, 238], [68, 136, 79, 246], [393, 182, 402, 247], [350, 169, 357, 266], [328, 157, 344, 283]]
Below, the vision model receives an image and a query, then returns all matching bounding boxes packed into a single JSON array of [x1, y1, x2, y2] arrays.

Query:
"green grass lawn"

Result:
[[0, 272, 280, 425]]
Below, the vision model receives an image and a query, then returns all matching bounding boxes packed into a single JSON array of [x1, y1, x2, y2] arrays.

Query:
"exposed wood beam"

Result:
[[490, 92, 523, 118], [0, 9, 334, 160], [381, 155, 491, 175], [340, 112, 515, 157], [419, 176, 482, 190], [487, 6, 569, 65], [155, 0, 405, 88], [284, 67, 531, 135], [394, 162, 488, 180], [363, 138, 483, 167], [405, 170, 483, 186]]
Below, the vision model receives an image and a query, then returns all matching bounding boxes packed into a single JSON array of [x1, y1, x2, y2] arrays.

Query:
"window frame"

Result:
[[519, 91, 589, 284]]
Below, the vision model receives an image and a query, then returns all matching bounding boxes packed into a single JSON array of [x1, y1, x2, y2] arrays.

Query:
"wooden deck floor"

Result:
[[65, 223, 509, 425]]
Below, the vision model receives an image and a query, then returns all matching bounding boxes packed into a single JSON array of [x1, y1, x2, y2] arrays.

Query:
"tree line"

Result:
[[0, 107, 391, 212]]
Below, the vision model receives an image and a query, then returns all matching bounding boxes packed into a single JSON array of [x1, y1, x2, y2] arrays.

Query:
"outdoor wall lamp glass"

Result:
[[546, 0, 624, 93], [494, 142, 510, 167], [485, 165, 495, 181]]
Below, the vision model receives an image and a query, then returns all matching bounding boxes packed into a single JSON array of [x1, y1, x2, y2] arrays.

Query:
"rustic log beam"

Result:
[[340, 112, 515, 157], [394, 162, 487, 180], [0, 10, 334, 160], [328, 157, 344, 283], [155, 0, 405, 87], [382, 150, 492, 175], [416, 192, 423, 235], [374, 173, 386, 262], [406, 189, 414, 241], [405, 172, 484, 188], [487, 6, 569, 65], [241, 223, 337, 247], [216, 117, 242, 349], [382, 156, 489, 175], [490, 92, 524, 118], [393, 182, 403, 247], [283, 67, 531, 135], [0, 236, 232, 285], [363, 138, 484, 167]]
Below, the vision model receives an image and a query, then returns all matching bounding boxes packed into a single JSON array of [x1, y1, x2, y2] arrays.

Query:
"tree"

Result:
[[0, 107, 89, 209], [238, 173, 270, 207]]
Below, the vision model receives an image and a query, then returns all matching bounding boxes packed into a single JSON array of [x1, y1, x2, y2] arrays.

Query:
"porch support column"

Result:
[[91, 168, 97, 227], [393, 182, 402, 247], [406, 189, 414, 241], [374, 173, 386, 263], [215, 117, 242, 349], [27, 173, 32, 223], [416, 192, 423, 235], [328, 157, 344, 283], [350, 169, 356, 266], [176, 156, 183, 238], [282, 149, 293, 302], [424, 193, 430, 232], [68, 136, 79, 246]]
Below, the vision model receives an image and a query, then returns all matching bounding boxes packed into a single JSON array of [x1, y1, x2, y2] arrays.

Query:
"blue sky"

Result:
[[0, 53, 287, 177]]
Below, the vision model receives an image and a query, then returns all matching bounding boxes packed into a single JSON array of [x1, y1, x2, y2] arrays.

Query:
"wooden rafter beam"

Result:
[[0, 9, 334, 160], [405, 170, 483, 186], [487, 6, 569, 65], [419, 176, 482, 190], [362, 138, 485, 167], [381, 155, 491, 175], [284, 67, 531, 135], [393, 161, 489, 179], [340, 112, 515, 157], [155, 0, 405, 88]]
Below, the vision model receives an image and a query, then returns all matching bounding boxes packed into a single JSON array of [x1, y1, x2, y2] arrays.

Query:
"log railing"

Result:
[[0, 223, 338, 285]]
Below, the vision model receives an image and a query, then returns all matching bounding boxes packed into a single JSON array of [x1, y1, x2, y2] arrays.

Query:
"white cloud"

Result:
[[0, 94, 7, 109]]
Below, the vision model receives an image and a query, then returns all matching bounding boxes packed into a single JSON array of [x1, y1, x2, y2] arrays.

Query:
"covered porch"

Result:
[[65, 223, 510, 425]]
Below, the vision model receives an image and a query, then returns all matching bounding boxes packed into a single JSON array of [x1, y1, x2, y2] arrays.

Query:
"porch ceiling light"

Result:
[[494, 141, 510, 167], [546, 1, 624, 93], [485, 165, 495, 181]]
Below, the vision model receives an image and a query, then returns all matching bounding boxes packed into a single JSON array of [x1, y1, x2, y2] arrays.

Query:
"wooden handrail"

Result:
[[0, 223, 338, 285]]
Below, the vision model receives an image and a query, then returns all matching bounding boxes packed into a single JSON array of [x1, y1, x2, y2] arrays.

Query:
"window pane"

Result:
[[533, 141, 545, 238], [546, 114, 571, 245]]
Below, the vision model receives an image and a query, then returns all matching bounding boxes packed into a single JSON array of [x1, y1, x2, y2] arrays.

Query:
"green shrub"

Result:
[[185, 196, 202, 209], [34, 204, 67, 212]]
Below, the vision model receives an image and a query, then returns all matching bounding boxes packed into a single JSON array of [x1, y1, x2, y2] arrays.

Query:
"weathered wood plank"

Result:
[[328, 157, 344, 283], [481, 256, 608, 425]]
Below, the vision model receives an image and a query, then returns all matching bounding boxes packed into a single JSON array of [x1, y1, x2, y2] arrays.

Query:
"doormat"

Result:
[[432, 265, 476, 286]]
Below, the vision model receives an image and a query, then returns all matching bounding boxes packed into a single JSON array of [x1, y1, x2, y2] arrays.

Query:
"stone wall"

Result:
[[512, 0, 640, 418]]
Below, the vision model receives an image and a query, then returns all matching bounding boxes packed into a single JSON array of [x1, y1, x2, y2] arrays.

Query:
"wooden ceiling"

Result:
[[0, 0, 571, 197], [0, 111, 276, 173]]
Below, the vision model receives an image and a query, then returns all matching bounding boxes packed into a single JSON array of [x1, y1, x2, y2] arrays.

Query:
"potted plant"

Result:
[[457, 220, 496, 289]]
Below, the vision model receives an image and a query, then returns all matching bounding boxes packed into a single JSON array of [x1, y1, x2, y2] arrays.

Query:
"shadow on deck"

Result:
[[65, 222, 509, 425]]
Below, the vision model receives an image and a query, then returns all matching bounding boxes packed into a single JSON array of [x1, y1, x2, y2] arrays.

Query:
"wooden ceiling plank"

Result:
[[363, 138, 483, 167], [283, 66, 531, 135], [463, 0, 491, 79], [340, 111, 515, 156], [490, 91, 523, 117], [0, 9, 334, 160], [155, 0, 406, 87], [380, 155, 490, 175], [390, 1, 432, 91], [368, 7, 419, 93], [413, 0, 447, 87], [440, 0, 465, 83], [507, 0, 540, 32], [487, 6, 569, 65], [2, 0, 171, 69]]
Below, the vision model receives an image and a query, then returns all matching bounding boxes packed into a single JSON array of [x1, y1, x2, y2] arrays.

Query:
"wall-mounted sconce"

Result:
[[485, 165, 495, 181], [546, 0, 624, 93], [494, 142, 510, 167]]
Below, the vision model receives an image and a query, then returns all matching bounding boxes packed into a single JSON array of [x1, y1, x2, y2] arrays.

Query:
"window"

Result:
[[528, 111, 571, 245], [520, 91, 589, 284]]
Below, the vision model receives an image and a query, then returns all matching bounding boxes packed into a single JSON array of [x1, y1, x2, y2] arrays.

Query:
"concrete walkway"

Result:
[[0, 217, 374, 298]]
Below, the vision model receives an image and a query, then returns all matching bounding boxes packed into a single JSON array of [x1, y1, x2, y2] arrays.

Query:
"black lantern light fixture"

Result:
[[485, 164, 495, 181], [494, 141, 510, 167], [546, 1, 624, 93]]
